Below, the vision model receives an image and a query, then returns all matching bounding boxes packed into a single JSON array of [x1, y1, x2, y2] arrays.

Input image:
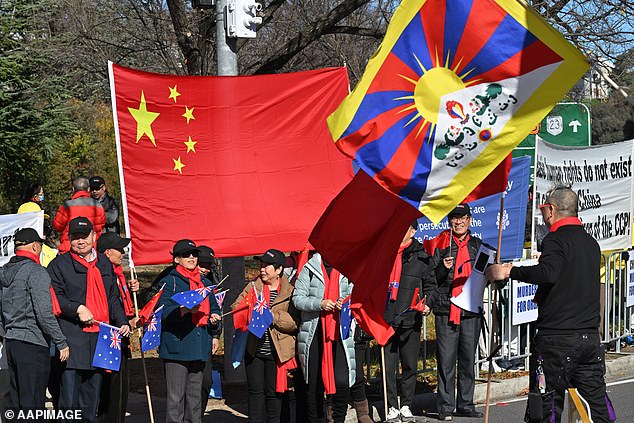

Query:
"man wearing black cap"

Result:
[[89, 176, 120, 234], [47, 217, 130, 422], [0, 228, 69, 409], [96, 233, 139, 423], [427, 203, 485, 420]]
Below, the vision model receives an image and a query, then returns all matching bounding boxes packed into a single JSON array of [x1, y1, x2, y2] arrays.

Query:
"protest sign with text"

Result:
[[0, 211, 44, 266], [533, 139, 634, 251]]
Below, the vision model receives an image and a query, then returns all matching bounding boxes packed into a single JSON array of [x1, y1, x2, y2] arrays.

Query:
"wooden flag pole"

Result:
[[130, 266, 155, 423], [484, 193, 505, 423], [381, 346, 389, 421]]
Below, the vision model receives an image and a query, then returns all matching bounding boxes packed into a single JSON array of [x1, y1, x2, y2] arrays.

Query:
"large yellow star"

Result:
[[128, 91, 160, 147], [173, 156, 185, 174], [184, 136, 197, 153], [168, 85, 181, 103], [182, 106, 195, 124]]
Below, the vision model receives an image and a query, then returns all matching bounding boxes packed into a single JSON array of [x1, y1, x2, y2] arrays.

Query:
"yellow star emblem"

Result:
[[184, 136, 197, 153], [128, 91, 160, 147], [168, 85, 181, 103], [182, 106, 195, 124], [173, 156, 185, 174]]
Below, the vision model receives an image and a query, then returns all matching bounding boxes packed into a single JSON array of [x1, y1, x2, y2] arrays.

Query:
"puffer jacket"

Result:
[[428, 231, 485, 317], [292, 253, 356, 387], [0, 256, 67, 350], [52, 191, 106, 253], [384, 239, 437, 329]]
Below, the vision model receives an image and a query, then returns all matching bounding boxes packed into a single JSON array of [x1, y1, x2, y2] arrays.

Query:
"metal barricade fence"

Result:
[[603, 250, 634, 353]]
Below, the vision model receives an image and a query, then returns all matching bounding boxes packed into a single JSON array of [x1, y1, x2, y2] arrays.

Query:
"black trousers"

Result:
[[526, 332, 614, 423], [435, 314, 480, 414], [97, 337, 130, 423], [384, 326, 420, 409], [245, 352, 282, 423], [5, 339, 50, 409], [306, 327, 350, 423], [59, 368, 103, 423], [200, 350, 214, 418], [350, 335, 369, 403]]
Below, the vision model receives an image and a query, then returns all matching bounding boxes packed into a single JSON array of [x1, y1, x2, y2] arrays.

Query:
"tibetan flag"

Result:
[[326, 0, 588, 224], [138, 284, 163, 325], [248, 291, 274, 339], [171, 285, 215, 309], [340, 296, 352, 340], [141, 305, 163, 352], [109, 64, 353, 265], [92, 323, 122, 371]]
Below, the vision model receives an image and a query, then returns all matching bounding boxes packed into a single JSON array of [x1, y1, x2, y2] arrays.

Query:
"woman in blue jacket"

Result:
[[158, 239, 221, 423]]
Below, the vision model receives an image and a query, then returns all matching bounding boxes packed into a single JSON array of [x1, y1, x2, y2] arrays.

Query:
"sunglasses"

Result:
[[179, 250, 199, 258]]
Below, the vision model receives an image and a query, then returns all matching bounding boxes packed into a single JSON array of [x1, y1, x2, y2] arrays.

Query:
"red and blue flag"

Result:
[[248, 290, 273, 339], [171, 285, 216, 309], [141, 305, 164, 352], [92, 323, 122, 371], [340, 296, 352, 340]]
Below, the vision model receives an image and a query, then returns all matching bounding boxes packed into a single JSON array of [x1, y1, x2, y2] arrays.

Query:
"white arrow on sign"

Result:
[[569, 119, 582, 133]]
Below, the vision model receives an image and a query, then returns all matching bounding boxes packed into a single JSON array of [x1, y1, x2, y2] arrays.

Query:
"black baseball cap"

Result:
[[448, 203, 471, 218], [198, 245, 215, 263], [68, 217, 93, 239], [254, 249, 285, 268], [97, 232, 130, 253], [171, 239, 200, 257], [89, 176, 105, 190], [14, 228, 45, 246]]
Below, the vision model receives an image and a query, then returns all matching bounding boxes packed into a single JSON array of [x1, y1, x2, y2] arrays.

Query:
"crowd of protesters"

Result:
[[0, 179, 614, 423]]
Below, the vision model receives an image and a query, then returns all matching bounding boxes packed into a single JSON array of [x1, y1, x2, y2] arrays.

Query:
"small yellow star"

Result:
[[182, 106, 195, 124], [184, 136, 197, 153], [168, 85, 181, 103], [173, 156, 185, 174], [128, 91, 160, 147]]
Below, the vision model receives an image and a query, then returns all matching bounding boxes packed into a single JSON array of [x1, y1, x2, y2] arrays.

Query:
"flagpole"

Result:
[[380, 346, 388, 421], [130, 265, 155, 423], [484, 193, 505, 423]]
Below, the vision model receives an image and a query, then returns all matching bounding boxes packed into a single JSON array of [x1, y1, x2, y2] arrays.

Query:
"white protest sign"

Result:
[[450, 244, 495, 313], [533, 139, 634, 251], [627, 255, 634, 308], [0, 211, 44, 266], [511, 259, 539, 325]]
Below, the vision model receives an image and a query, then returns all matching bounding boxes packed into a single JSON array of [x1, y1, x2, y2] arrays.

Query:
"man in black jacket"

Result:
[[428, 204, 484, 421], [90, 176, 120, 234], [48, 217, 130, 423], [487, 186, 614, 423], [384, 220, 435, 422]]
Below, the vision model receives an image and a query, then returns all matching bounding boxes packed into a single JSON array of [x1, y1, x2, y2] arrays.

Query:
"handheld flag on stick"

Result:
[[340, 295, 352, 340], [139, 283, 164, 325], [248, 290, 274, 338], [141, 305, 164, 352], [171, 285, 215, 309], [92, 323, 122, 371], [214, 289, 228, 309]]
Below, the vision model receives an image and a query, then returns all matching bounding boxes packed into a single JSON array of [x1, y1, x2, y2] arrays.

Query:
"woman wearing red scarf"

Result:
[[427, 203, 486, 421], [230, 249, 298, 423], [95, 233, 139, 423], [158, 239, 221, 423], [292, 252, 355, 423]]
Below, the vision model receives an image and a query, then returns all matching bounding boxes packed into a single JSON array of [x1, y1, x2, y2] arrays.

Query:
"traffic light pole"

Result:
[[216, 0, 238, 76]]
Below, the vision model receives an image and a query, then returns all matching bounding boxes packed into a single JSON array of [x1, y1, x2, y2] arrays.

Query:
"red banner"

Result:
[[109, 64, 353, 264]]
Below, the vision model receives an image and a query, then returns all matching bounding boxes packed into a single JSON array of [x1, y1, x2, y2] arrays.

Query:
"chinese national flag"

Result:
[[109, 63, 353, 265]]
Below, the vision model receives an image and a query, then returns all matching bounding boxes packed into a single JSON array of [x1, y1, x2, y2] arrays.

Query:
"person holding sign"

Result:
[[426, 203, 485, 421], [486, 186, 615, 423]]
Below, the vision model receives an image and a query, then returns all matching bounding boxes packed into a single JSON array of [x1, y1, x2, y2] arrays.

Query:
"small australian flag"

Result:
[[92, 323, 122, 371], [247, 290, 273, 338], [340, 297, 352, 340], [214, 290, 227, 309], [142, 305, 164, 352], [171, 285, 215, 309]]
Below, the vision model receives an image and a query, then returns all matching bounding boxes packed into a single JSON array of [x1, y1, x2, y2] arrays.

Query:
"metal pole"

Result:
[[216, 0, 238, 76]]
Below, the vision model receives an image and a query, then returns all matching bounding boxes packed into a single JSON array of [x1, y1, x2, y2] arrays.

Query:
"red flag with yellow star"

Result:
[[109, 63, 353, 265]]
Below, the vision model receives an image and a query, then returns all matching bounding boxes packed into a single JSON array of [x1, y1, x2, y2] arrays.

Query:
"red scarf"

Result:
[[112, 265, 134, 317], [320, 262, 341, 395], [449, 233, 471, 325], [15, 250, 62, 317], [388, 239, 412, 301], [176, 265, 210, 326], [70, 252, 109, 332], [549, 216, 582, 232]]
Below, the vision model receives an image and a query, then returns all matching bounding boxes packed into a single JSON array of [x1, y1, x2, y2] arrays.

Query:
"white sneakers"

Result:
[[386, 406, 401, 422], [386, 405, 417, 422], [400, 405, 416, 422]]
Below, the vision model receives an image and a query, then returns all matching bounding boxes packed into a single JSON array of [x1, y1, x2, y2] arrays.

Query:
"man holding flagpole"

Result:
[[48, 217, 130, 422]]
